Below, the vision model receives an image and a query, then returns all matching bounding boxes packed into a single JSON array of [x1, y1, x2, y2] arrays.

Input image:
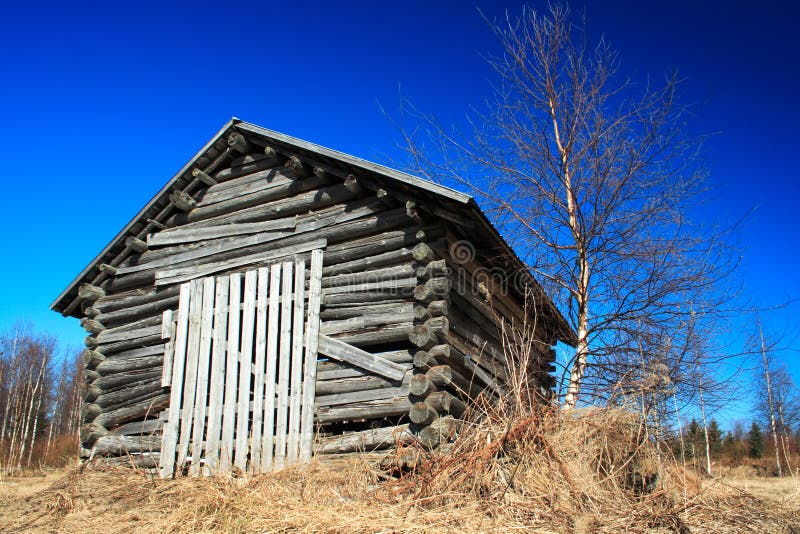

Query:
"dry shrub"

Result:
[[379, 401, 799, 533]]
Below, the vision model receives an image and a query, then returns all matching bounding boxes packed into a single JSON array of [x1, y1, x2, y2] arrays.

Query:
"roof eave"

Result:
[[50, 118, 239, 314]]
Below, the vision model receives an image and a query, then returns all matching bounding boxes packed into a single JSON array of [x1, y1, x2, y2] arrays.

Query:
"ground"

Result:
[[0, 460, 798, 533]]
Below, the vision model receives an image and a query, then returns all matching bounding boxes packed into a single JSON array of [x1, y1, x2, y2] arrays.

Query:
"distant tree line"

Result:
[[669, 417, 799, 475], [0, 325, 82, 474]]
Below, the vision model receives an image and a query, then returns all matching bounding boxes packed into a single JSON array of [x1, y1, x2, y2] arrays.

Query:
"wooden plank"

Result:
[[158, 283, 191, 478], [204, 275, 229, 472], [234, 270, 257, 471], [287, 259, 306, 463], [154, 239, 327, 286], [219, 273, 241, 472], [314, 386, 408, 407], [176, 279, 203, 468], [161, 309, 174, 338], [148, 217, 298, 247], [189, 276, 215, 476], [300, 249, 323, 461], [249, 267, 269, 473], [317, 335, 407, 381], [274, 261, 293, 470], [315, 396, 413, 424], [161, 310, 175, 387], [261, 263, 282, 473], [135, 198, 378, 277], [96, 325, 162, 345]]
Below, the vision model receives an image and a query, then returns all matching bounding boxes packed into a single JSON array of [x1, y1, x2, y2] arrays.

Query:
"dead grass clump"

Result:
[[380, 404, 799, 533]]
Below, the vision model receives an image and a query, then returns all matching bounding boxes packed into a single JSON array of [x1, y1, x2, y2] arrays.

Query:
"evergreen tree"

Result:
[[686, 419, 702, 458], [708, 419, 723, 455], [748, 421, 764, 459]]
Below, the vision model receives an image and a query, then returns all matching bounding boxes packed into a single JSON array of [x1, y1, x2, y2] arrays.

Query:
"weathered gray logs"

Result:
[[96, 315, 163, 340], [109, 419, 163, 436], [227, 131, 251, 154], [83, 382, 102, 402], [418, 415, 458, 448], [78, 284, 106, 301], [324, 226, 439, 266], [343, 174, 361, 193], [96, 332, 163, 356], [323, 263, 415, 288], [169, 190, 197, 212], [316, 350, 412, 378], [414, 277, 452, 304], [319, 302, 412, 321], [97, 263, 119, 276], [192, 168, 217, 186], [80, 421, 109, 446], [315, 375, 401, 396], [330, 323, 413, 347], [214, 155, 278, 182], [80, 318, 105, 334], [424, 391, 466, 417], [409, 402, 438, 425], [96, 355, 162, 376], [92, 286, 180, 315], [173, 174, 331, 225], [93, 435, 161, 456], [94, 393, 169, 430], [429, 344, 451, 359], [146, 202, 406, 281], [322, 292, 412, 307], [95, 325, 163, 358], [105, 270, 155, 293], [125, 236, 148, 253], [82, 349, 106, 369], [413, 300, 448, 321], [81, 403, 102, 422], [315, 396, 412, 424], [408, 373, 436, 397], [323, 247, 414, 277], [412, 351, 438, 369], [94, 452, 160, 469], [415, 259, 451, 280], [316, 424, 413, 454], [412, 242, 437, 263], [409, 317, 449, 349], [94, 379, 164, 409], [84, 369, 101, 383], [286, 155, 311, 178], [94, 369, 161, 391], [95, 295, 178, 326], [409, 365, 469, 397]]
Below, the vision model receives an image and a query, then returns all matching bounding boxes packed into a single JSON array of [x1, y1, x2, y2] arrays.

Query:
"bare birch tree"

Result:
[[400, 4, 738, 408]]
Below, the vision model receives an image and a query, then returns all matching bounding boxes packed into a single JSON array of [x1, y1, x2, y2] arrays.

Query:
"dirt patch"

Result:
[[724, 476, 800, 505]]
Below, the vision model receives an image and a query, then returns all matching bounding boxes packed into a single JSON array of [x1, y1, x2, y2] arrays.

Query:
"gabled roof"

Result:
[[51, 118, 576, 345]]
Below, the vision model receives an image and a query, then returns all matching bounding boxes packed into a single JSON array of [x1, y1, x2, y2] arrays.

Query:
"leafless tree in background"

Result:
[[0, 325, 82, 473], [399, 4, 739, 408], [752, 315, 798, 476]]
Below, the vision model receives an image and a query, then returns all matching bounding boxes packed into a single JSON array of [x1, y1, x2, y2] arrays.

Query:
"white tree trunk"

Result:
[[758, 315, 782, 477]]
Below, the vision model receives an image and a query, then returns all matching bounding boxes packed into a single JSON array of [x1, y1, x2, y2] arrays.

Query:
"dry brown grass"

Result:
[[1, 408, 798, 533]]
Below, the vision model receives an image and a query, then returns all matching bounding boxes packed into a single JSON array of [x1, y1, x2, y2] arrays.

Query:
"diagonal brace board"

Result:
[[316, 334, 407, 381]]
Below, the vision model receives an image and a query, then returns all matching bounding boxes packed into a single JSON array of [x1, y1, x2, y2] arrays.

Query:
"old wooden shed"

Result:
[[51, 118, 575, 476]]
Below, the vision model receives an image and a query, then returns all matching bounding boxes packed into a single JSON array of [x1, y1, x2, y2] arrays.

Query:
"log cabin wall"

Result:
[[55, 120, 573, 467]]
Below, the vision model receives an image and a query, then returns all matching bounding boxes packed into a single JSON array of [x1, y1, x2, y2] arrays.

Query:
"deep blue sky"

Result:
[[1, 1, 797, 420]]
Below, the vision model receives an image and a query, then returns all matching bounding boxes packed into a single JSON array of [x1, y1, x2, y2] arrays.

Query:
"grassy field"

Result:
[[0, 461, 798, 533], [2, 409, 799, 533]]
